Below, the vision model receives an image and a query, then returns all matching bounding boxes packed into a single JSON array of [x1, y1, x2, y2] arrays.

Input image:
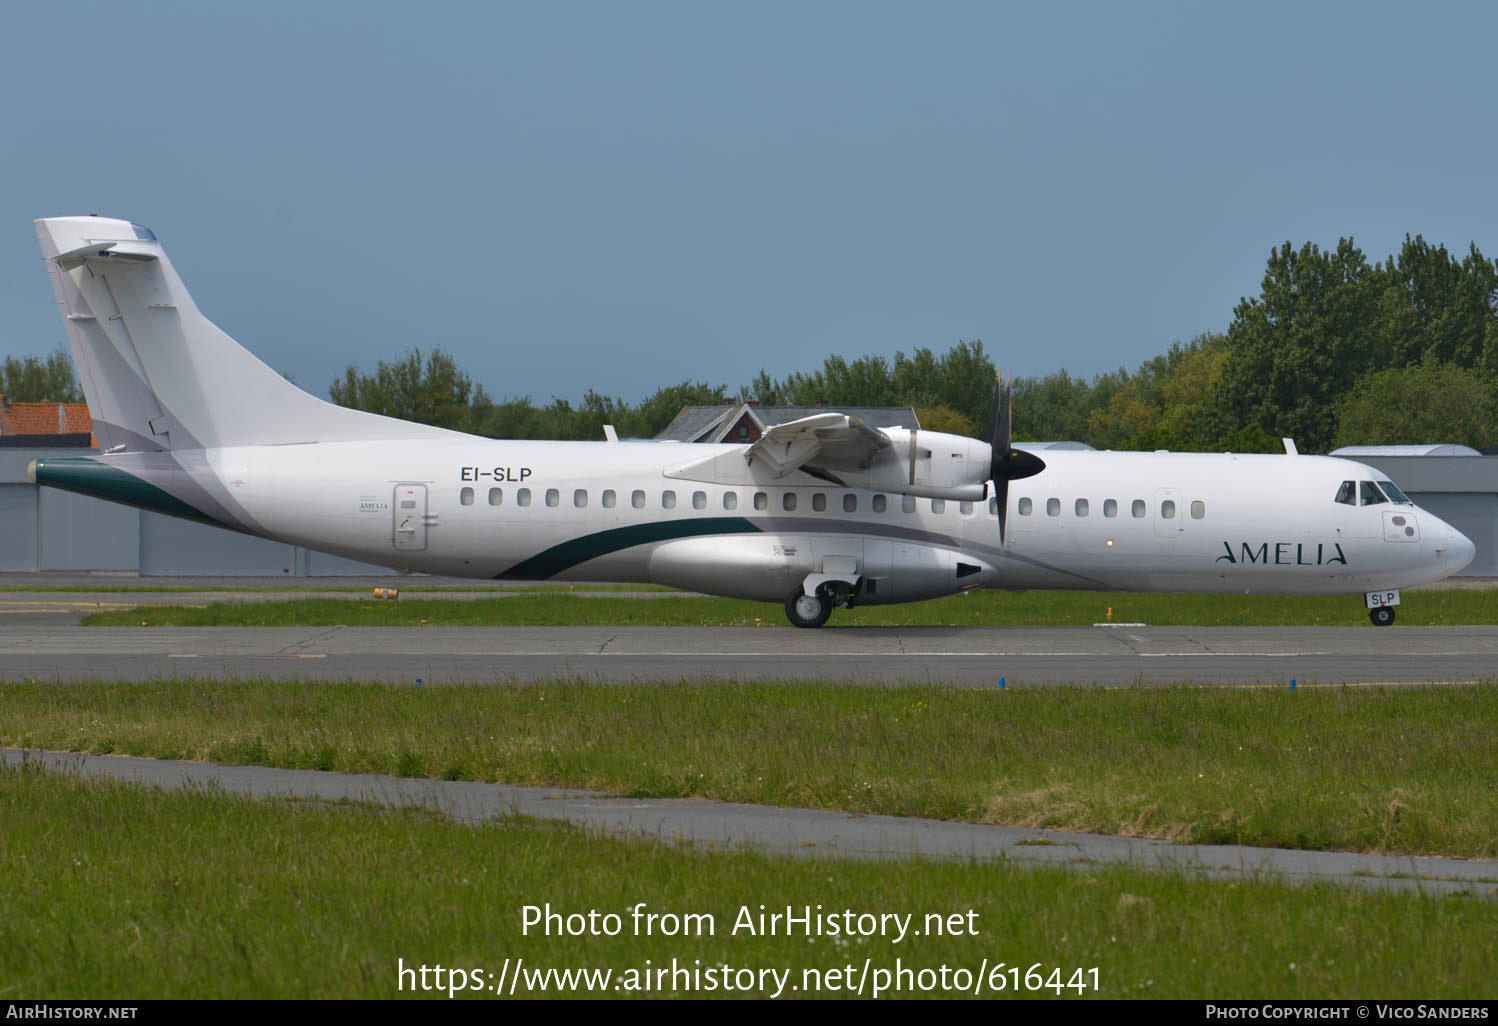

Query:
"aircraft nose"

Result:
[[1445, 526, 1477, 575]]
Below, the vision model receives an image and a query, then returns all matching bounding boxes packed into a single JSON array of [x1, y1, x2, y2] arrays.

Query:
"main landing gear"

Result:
[[784, 581, 856, 628], [1369, 605, 1396, 627]]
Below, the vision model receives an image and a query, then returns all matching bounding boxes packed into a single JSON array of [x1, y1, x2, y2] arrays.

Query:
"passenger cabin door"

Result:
[[393, 484, 428, 551], [1152, 486, 1184, 540]]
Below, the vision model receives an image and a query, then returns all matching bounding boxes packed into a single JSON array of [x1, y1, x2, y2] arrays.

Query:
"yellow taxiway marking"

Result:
[[0, 600, 143, 608], [0, 600, 208, 614]]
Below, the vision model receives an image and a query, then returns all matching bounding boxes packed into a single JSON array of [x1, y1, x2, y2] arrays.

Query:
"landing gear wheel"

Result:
[[785, 587, 833, 629], [1369, 605, 1396, 627]]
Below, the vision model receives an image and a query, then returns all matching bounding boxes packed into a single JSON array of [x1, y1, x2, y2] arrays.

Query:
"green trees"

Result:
[[744, 341, 999, 432], [1, 347, 82, 403], [1333, 363, 1498, 450], [1216, 235, 1498, 452], [327, 347, 732, 440], [328, 348, 488, 432]]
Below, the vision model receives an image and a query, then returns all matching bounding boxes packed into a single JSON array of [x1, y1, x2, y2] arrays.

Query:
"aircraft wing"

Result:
[[745, 413, 891, 478]]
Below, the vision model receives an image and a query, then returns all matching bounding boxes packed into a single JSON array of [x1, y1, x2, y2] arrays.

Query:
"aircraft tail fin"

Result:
[[35, 216, 462, 452]]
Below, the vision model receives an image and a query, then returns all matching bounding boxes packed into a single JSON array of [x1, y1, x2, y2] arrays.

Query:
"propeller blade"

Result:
[[984, 369, 1045, 552], [995, 476, 1009, 552], [985, 370, 1004, 473], [996, 372, 1012, 461]]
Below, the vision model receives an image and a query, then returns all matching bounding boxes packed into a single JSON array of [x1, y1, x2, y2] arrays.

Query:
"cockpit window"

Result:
[[130, 223, 157, 241], [1359, 480, 1388, 506], [1334, 480, 1356, 505], [1378, 480, 1412, 504]]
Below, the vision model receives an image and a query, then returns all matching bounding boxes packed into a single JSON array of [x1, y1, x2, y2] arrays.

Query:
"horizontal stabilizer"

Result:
[[55, 240, 160, 271]]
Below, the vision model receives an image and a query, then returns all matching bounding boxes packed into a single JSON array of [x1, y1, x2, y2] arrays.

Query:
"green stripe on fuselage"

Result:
[[496, 516, 761, 580], [29, 457, 218, 527]]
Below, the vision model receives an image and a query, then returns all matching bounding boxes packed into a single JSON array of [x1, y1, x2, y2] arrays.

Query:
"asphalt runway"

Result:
[[7, 749, 1493, 895], [2, 620, 1496, 685]]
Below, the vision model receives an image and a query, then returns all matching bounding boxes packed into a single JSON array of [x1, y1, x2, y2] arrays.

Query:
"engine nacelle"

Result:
[[837, 429, 990, 501], [649, 535, 812, 602]]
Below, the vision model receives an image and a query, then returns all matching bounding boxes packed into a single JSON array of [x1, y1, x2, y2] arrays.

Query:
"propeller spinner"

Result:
[[985, 372, 1045, 550]]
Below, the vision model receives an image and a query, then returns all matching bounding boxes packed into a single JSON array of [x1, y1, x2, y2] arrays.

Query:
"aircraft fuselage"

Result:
[[35, 441, 1474, 604]]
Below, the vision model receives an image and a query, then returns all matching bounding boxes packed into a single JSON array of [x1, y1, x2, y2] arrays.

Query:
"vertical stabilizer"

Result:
[[35, 216, 464, 452]]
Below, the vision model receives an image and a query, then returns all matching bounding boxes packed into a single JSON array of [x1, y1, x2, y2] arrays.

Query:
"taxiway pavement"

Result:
[[1, 621, 1494, 685]]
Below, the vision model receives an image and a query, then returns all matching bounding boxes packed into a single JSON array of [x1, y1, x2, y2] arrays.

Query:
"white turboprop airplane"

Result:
[[28, 216, 1476, 627]]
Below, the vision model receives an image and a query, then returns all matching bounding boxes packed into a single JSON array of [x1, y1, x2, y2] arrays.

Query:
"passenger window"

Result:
[[574, 489, 587, 508], [460, 487, 474, 506], [1075, 498, 1089, 517], [902, 495, 916, 513], [631, 490, 645, 509], [545, 488, 560, 507], [1161, 500, 1176, 519], [1103, 499, 1117, 518], [723, 491, 737, 510], [517, 488, 532, 507], [989, 497, 998, 516], [662, 490, 677, 509], [489, 487, 503, 506], [693, 491, 706, 510], [931, 499, 945, 514], [1131, 499, 1145, 518], [1018, 497, 1033, 516], [1190, 500, 1205, 519], [1360, 481, 1387, 506], [959, 501, 973, 515], [843, 494, 857, 513], [602, 489, 616, 508], [783, 493, 797, 511], [873, 494, 887, 513], [754, 492, 768, 511], [1335, 480, 1356, 506], [1046, 498, 1060, 517], [812, 493, 826, 512]]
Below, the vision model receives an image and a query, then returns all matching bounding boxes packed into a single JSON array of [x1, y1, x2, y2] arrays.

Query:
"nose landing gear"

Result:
[[1369, 605, 1396, 627]]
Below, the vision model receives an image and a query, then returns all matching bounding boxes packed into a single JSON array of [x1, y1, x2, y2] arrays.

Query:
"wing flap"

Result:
[[746, 413, 890, 478]]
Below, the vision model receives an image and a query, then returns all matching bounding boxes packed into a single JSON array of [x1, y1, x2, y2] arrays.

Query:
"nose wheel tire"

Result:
[[1369, 605, 1396, 627], [785, 588, 833, 629]]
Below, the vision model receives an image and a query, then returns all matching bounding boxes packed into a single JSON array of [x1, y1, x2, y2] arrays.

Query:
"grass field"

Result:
[[5, 679, 1496, 858], [78, 587, 1498, 627], [2, 763, 1494, 1000]]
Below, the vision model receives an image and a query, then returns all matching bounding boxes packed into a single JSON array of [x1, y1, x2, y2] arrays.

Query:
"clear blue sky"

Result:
[[2, 1, 1495, 405]]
